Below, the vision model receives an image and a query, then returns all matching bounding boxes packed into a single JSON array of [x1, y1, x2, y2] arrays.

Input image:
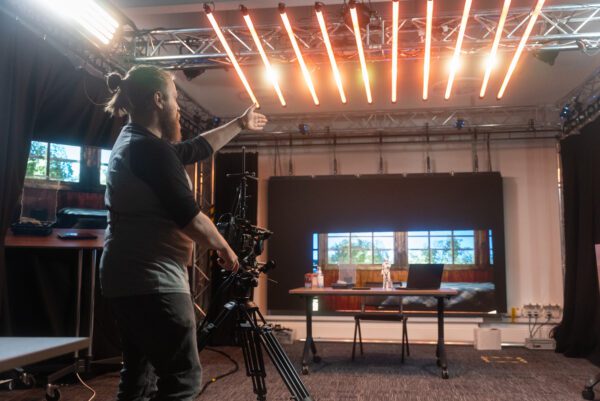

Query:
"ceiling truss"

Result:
[[125, 3, 600, 69]]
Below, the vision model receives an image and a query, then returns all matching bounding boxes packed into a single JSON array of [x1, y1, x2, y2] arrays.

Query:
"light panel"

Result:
[[445, 0, 472, 100], [497, 0, 545, 99], [315, 4, 347, 104], [391, 0, 399, 103], [35, 0, 119, 45], [205, 7, 259, 106], [423, 0, 434, 100], [280, 5, 320, 105], [241, 6, 286, 107], [480, 0, 511, 98], [350, 2, 372, 104]]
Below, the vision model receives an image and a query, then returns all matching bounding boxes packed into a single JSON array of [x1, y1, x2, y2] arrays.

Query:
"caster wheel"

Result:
[[301, 366, 309, 375], [46, 385, 61, 401], [1, 379, 15, 391], [19, 373, 36, 388], [441, 369, 449, 380], [313, 355, 321, 363], [581, 388, 594, 400]]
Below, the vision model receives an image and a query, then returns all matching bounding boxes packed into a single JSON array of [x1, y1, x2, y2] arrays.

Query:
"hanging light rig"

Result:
[[241, 5, 286, 107], [497, 0, 545, 99], [423, 0, 434, 100], [391, 0, 400, 103], [204, 3, 259, 107], [480, 0, 511, 98], [315, 2, 347, 104], [445, 0, 472, 100], [349, 0, 372, 104], [279, 3, 320, 106]]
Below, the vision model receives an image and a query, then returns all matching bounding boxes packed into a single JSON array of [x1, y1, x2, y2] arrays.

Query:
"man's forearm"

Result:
[[200, 117, 244, 152], [182, 211, 231, 252]]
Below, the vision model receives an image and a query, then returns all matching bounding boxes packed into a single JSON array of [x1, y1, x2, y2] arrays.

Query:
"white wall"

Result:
[[250, 137, 563, 342]]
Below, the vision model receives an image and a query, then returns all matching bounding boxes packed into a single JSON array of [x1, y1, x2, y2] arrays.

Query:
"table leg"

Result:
[[74, 250, 83, 359], [87, 250, 97, 361], [437, 297, 449, 379], [301, 296, 320, 375]]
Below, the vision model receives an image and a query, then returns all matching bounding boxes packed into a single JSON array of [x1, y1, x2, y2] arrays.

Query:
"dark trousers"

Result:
[[110, 293, 202, 401]]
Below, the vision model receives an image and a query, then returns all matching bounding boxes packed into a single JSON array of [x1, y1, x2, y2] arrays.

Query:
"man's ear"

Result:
[[153, 91, 165, 111]]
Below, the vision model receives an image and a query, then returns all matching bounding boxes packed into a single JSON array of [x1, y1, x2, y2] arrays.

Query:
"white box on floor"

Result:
[[474, 328, 502, 350]]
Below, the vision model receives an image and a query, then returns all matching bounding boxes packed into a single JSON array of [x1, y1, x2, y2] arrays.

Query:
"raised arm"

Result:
[[173, 104, 267, 165]]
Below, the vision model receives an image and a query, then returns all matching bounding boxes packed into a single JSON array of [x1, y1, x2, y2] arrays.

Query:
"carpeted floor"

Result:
[[2, 342, 598, 400]]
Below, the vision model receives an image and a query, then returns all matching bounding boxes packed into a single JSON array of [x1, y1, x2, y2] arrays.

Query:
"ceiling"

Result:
[[113, 0, 600, 118]]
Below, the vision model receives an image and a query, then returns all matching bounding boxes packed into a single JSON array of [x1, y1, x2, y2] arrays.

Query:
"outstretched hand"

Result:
[[240, 104, 268, 131]]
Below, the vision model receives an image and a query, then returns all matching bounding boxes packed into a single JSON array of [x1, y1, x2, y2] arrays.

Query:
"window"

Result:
[[99, 149, 111, 185], [489, 229, 494, 265], [327, 232, 394, 265], [26, 141, 81, 182], [407, 230, 475, 264]]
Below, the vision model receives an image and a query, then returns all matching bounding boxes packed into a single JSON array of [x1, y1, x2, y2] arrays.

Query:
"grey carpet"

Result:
[[2, 342, 598, 400]]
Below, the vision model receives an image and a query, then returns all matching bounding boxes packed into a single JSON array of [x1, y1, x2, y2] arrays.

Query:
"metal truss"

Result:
[[224, 104, 561, 149], [559, 65, 600, 134], [126, 3, 600, 69]]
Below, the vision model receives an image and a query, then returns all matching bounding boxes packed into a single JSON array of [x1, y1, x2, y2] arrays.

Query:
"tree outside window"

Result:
[[407, 230, 475, 264], [26, 141, 81, 182], [327, 232, 394, 265]]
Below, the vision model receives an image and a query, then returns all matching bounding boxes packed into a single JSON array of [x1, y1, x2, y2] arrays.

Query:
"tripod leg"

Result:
[[260, 327, 313, 401], [245, 307, 313, 401], [239, 321, 268, 401]]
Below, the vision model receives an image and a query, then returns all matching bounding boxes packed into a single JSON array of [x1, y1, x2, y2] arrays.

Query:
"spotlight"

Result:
[[423, 0, 433, 100], [34, 0, 120, 46], [455, 118, 466, 129], [497, 0, 545, 99], [212, 116, 222, 127], [560, 104, 572, 120], [315, 2, 347, 104], [183, 67, 206, 81], [480, 0, 511, 98], [204, 3, 259, 106], [279, 3, 320, 105], [241, 5, 286, 107], [298, 123, 310, 135]]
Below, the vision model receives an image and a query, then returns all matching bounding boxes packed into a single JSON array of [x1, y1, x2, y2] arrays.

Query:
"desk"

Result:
[[5, 229, 104, 361], [289, 287, 458, 379]]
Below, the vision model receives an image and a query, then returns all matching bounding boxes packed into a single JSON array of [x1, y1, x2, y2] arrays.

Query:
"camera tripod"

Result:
[[197, 291, 313, 401]]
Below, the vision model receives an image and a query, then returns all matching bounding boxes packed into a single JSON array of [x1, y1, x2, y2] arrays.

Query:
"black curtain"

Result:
[[0, 10, 120, 334], [554, 118, 600, 365]]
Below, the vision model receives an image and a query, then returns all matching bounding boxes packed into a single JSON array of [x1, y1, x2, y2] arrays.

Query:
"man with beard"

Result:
[[100, 65, 267, 401]]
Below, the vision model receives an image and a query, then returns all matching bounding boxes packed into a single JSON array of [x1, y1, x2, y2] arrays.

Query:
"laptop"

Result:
[[406, 264, 445, 289]]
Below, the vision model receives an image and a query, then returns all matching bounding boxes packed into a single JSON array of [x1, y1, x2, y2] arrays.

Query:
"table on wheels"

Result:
[[5, 228, 104, 358], [288, 287, 458, 379]]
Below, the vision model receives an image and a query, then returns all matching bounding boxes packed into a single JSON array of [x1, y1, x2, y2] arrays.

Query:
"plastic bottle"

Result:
[[317, 266, 324, 288]]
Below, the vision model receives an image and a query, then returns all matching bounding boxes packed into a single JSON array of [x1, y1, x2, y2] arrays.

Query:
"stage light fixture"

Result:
[[204, 4, 259, 107], [35, 0, 119, 45], [279, 3, 320, 106], [423, 0, 433, 100], [480, 0, 511, 98], [391, 0, 399, 103], [298, 123, 311, 135], [315, 2, 347, 104], [349, 0, 372, 104], [497, 0, 545, 99], [455, 118, 466, 129], [445, 0, 472, 100], [241, 5, 286, 107]]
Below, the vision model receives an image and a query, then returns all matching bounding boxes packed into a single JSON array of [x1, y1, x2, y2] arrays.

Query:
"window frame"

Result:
[[407, 230, 476, 265], [26, 141, 83, 184]]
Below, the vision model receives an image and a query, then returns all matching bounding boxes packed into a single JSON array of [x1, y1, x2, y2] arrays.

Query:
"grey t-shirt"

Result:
[[99, 123, 213, 298]]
